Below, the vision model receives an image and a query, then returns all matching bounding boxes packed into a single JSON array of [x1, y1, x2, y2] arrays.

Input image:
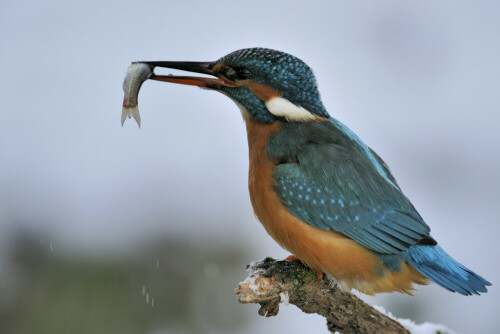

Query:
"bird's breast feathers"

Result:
[[245, 119, 428, 294]]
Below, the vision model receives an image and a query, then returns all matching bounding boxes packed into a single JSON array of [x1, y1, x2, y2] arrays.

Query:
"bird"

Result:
[[140, 48, 491, 296]]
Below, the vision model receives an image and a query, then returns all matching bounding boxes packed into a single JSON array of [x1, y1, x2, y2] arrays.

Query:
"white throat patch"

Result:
[[265, 97, 317, 122]]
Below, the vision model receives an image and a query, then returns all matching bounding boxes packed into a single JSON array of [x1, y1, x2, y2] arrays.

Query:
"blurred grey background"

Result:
[[0, 1, 499, 333]]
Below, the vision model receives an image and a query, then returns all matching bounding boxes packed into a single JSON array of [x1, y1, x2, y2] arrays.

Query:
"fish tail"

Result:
[[121, 106, 141, 128], [405, 245, 491, 295]]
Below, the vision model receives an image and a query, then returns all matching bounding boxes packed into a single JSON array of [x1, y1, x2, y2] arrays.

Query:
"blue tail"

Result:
[[404, 245, 491, 295]]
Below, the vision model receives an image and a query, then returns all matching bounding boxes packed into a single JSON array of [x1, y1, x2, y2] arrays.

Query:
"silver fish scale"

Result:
[[122, 63, 152, 127]]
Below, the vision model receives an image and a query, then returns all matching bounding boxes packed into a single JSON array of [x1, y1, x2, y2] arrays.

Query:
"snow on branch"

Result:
[[235, 258, 453, 334]]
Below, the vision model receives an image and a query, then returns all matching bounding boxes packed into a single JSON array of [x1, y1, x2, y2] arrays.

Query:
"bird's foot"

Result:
[[285, 255, 324, 281]]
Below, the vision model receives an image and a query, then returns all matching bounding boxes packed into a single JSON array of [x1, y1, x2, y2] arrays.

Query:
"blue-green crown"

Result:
[[217, 48, 329, 123]]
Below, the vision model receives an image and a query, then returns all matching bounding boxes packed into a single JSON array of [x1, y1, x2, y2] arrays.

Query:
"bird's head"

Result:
[[142, 48, 329, 123]]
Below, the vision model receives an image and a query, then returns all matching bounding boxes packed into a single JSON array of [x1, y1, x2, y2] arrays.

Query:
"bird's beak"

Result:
[[136, 61, 237, 89]]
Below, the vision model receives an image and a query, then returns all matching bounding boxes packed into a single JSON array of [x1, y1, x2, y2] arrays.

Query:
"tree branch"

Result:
[[235, 257, 409, 334]]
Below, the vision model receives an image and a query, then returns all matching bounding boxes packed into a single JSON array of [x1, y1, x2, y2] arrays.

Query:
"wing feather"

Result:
[[272, 142, 431, 254]]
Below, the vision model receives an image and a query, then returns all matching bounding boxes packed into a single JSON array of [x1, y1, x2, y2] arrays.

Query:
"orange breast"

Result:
[[245, 120, 428, 295]]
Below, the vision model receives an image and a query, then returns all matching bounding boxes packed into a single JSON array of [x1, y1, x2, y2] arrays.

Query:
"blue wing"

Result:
[[270, 120, 433, 254]]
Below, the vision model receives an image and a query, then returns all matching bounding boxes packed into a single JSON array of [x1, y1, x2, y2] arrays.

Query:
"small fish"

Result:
[[122, 63, 153, 127]]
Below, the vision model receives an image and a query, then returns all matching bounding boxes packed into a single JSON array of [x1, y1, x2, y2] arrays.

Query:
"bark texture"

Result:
[[235, 257, 410, 334]]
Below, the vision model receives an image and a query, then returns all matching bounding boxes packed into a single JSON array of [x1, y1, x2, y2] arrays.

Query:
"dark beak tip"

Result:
[[138, 60, 236, 89], [136, 61, 215, 76]]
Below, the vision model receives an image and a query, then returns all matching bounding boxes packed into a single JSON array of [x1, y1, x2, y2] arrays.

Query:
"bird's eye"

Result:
[[237, 68, 252, 79]]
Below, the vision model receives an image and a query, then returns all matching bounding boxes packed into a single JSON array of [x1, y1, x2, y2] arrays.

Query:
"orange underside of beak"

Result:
[[150, 74, 237, 88]]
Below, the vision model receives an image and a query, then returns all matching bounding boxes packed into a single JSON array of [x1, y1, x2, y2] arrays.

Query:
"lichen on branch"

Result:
[[235, 257, 410, 334]]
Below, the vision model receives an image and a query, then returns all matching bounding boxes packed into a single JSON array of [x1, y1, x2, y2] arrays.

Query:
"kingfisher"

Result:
[[140, 48, 490, 295]]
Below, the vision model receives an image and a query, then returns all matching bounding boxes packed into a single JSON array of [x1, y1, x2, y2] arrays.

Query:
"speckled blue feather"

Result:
[[270, 119, 431, 254], [268, 119, 491, 294]]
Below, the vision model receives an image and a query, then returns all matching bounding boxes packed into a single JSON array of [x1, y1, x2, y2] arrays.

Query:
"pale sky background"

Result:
[[1, 1, 499, 333]]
